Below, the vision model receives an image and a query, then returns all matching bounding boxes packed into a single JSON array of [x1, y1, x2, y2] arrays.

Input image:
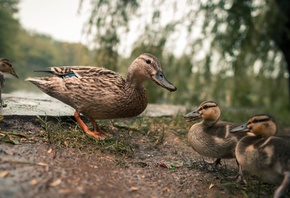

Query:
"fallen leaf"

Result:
[[130, 186, 138, 191], [209, 183, 215, 189], [0, 171, 9, 178], [49, 179, 62, 187], [0, 132, 28, 145], [0, 134, 20, 144], [64, 141, 69, 147], [30, 179, 38, 185], [37, 162, 49, 166], [58, 189, 72, 194], [47, 148, 53, 154]]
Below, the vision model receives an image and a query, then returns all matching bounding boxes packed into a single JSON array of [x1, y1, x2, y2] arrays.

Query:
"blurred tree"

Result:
[[273, 0, 290, 104], [0, 0, 20, 58], [80, 0, 139, 70], [6, 30, 92, 92], [80, 0, 289, 107]]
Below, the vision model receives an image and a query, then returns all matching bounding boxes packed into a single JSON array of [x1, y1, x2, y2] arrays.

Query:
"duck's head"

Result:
[[230, 114, 277, 137], [184, 100, 221, 123], [0, 58, 19, 78], [126, 53, 177, 92]]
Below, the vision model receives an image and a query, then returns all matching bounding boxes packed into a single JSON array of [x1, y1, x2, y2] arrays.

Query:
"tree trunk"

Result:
[[274, 0, 290, 106]]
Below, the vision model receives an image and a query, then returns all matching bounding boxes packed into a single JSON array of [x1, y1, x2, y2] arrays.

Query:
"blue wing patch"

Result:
[[62, 73, 78, 78]]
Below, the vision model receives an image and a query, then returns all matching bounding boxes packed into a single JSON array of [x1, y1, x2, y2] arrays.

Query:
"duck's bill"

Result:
[[184, 110, 201, 122], [230, 123, 249, 133], [152, 71, 177, 92], [10, 68, 19, 78]]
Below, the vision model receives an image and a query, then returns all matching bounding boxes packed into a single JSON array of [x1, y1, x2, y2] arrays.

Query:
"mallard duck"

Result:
[[231, 114, 290, 198], [26, 53, 177, 139], [184, 100, 246, 166], [0, 58, 19, 105]]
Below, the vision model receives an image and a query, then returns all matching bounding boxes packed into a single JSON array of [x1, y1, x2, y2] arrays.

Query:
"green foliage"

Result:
[[79, 0, 290, 109], [5, 30, 93, 91], [0, 0, 20, 58]]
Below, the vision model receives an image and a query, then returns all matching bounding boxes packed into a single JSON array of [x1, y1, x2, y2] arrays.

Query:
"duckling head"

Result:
[[184, 100, 221, 123], [231, 114, 277, 137], [126, 53, 177, 92], [0, 58, 19, 78]]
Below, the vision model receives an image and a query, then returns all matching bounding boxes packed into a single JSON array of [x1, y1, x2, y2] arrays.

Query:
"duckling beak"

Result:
[[230, 123, 249, 133], [152, 71, 177, 92], [10, 68, 19, 78], [184, 110, 201, 122]]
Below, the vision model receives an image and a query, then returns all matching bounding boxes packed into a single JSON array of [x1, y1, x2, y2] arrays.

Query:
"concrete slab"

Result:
[[2, 92, 186, 117]]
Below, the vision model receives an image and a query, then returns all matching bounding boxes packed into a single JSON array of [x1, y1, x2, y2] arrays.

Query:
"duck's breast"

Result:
[[79, 82, 148, 119], [188, 123, 237, 159]]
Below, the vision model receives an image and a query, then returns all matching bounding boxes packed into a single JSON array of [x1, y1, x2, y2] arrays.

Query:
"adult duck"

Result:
[[26, 53, 177, 139]]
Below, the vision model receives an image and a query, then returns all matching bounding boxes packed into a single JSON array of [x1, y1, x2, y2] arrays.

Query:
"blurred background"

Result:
[[1, 0, 290, 111]]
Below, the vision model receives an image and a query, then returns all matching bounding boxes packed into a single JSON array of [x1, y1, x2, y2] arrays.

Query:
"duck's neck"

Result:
[[122, 75, 148, 117], [126, 71, 148, 89], [202, 119, 219, 127]]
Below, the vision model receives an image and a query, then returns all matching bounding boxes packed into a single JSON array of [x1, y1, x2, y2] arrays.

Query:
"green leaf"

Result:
[[0, 132, 27, 145]]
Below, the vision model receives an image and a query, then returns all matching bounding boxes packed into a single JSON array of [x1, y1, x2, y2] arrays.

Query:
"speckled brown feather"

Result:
[[28, 66, 147, 119]]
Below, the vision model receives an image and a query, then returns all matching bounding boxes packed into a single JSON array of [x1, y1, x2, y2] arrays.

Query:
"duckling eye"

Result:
[[203, 105, 209, 109], [145, 59, 151, 64]]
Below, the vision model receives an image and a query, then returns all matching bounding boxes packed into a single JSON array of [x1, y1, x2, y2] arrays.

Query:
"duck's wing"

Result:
[[211, 121, 241, 139], [35, 66, 120, 79]]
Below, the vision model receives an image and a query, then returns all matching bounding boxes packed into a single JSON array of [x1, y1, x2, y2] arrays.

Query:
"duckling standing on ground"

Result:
[[0, 58, 19, 106], [26, 53, 177, 140], [230, 114, 290, 198], [184, 101, 246, 166]]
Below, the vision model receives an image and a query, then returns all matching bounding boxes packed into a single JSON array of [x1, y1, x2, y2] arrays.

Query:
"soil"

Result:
[[0, 115, 278, 198]]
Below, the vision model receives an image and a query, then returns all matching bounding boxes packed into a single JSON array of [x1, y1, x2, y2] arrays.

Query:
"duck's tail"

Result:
[[25, 77, 49, 88], [25, 77, 42, 83]]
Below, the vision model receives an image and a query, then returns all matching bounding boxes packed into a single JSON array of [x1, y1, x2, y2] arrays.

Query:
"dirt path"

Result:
[[0, 115, 277, 198]]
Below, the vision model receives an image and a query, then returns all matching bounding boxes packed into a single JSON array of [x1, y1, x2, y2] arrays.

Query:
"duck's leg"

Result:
[[213, 158, 221, 167], [74, 112, 108, 140], [274, 172, 290, 198], [0, 88, 3, 107], [235, 163, 247, 184], [88, 117, 110, 137]]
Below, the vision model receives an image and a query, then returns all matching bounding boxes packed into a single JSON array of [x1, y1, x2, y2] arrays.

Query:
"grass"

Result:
[[36, 115, 135, 157]]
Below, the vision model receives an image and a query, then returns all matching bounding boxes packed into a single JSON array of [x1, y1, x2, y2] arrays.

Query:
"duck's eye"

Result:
[[203, 105, 209, 109], [145, 59, 151, 64]]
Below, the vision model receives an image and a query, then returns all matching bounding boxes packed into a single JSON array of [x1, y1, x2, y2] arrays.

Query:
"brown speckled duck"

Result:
[[26, 53, 177, 139], [231, 114, 290, 198], [184, 100, 246, 166], [0, 58, 19, 105]]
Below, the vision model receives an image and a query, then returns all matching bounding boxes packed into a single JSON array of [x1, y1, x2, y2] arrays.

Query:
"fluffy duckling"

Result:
[[26, 53, 177, 140], [184, 100, 246, 166], [0, 58, 19, 105], [231, 114, 290, 198]]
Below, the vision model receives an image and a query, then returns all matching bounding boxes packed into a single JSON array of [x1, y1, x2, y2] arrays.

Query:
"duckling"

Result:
[[230, 114, 290, 198], [26, 53, 177, 140], [184, 100, 246, 166], [0, 58, 19, 105]]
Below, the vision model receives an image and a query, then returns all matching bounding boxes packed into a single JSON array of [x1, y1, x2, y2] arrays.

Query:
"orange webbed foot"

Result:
[[74, 111, 110, 140]]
